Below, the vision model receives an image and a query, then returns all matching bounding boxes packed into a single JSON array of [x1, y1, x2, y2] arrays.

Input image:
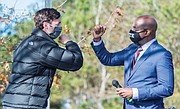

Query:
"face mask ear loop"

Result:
[[137, 29, 147, 34], [140, 29, 148, 40]]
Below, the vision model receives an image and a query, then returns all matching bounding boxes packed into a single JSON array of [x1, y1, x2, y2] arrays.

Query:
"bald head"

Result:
[[131, 15, 158, 45], [133, 15, 158, 33]]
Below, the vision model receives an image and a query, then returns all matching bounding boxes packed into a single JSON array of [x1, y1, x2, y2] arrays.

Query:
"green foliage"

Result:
[[50, 0, 180, 108], [0, 0, 180, 108], [102, 98, 123, 109], [15, 20, 35, 38], [0, 35, 22, 71]]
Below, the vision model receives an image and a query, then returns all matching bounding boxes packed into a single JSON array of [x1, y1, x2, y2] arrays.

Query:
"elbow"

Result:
[[99, 59, 111, 66], [167, 88, 174, 97], [75, 58, 83, 71], [165, 86, 174, 97], [70, 56, 83, 71]]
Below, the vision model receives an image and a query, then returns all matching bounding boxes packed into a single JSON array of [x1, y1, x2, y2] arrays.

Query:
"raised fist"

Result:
[[92, 25, 106, 42]]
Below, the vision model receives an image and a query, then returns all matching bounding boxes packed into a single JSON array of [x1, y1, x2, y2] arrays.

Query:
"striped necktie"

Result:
[[132, 47, 143, 70]]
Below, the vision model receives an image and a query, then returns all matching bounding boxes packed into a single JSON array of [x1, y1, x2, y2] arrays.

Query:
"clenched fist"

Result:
[[93, 25, 106, 42], [58, 34, 70, 45]]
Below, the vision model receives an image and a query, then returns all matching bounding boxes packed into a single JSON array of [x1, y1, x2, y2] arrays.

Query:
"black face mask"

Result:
[[49, 27, 62, 39], [128, 29, 146, 45]]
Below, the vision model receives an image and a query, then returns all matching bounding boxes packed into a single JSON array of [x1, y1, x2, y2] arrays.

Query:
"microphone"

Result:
[[112, 80, 133, 103], [112, 80, 122, 88]]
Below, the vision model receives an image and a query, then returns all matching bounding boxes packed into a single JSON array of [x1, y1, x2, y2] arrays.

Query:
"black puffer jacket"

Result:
[[2, 28, 83, 109]]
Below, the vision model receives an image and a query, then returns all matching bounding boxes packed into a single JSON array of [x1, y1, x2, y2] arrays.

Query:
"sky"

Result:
[[0, 0, 47, 37], [0, 0, 45, 15], [0, 0, 45, 9]]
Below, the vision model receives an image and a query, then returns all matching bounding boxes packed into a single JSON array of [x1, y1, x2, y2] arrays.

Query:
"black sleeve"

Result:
[[40, 41, 83, 71]]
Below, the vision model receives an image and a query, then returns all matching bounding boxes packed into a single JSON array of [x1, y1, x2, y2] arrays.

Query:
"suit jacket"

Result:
[[91, 40, 174, 109]]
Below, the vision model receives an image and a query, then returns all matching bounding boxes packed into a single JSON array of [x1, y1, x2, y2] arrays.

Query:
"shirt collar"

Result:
[[141, 38, 156, 51]]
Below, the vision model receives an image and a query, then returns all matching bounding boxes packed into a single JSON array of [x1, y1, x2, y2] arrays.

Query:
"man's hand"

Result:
[[93, 25, 106, 42], [58, 34, 70, 45], [116, 88, 133, 98]]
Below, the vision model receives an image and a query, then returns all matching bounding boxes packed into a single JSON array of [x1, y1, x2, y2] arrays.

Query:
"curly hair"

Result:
[[34, 8, 60, 29]]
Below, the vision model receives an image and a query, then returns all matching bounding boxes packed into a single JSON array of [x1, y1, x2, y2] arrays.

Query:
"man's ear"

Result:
[[43, 22, 49, 30], [144, 29, 151, 36]]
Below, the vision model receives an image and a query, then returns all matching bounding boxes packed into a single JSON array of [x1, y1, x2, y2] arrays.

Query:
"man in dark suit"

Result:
[[91, 15, 174, 109]]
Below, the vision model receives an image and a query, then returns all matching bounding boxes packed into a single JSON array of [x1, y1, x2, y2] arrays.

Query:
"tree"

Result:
[[0, 0, 179, 108]]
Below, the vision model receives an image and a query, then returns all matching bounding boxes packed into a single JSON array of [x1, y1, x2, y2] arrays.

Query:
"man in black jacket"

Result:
[[2, 8, 83, 109]]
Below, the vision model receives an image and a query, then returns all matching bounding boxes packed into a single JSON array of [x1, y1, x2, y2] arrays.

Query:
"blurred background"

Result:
[[0, 0, 179, 109]]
